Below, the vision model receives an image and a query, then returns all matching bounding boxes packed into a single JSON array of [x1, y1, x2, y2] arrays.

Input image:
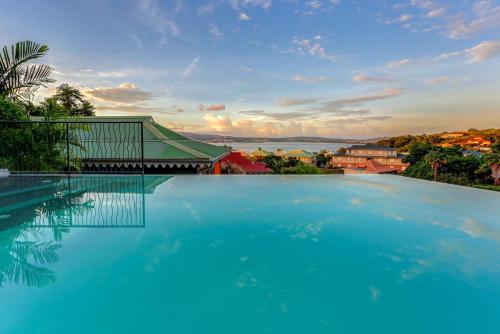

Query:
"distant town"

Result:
[[217, 128, 500, 192]]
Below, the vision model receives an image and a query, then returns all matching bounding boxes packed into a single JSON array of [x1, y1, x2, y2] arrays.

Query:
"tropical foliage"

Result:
[[0, 177, 94, 287], [0, 41, 96, 172], [0, 41, 54, 100], [403, 143, 500, 189]]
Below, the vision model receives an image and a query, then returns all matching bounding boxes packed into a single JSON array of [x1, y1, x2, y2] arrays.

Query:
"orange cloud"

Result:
[[206, 104, 226, 111]]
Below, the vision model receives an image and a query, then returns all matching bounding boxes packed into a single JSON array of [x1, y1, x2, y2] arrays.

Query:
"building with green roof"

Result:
[[65, 116, 230, 174], [284, 150, 316, 165]]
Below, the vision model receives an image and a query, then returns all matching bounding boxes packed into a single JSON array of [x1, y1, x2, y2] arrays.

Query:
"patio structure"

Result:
[[71, 116, 230, 174]]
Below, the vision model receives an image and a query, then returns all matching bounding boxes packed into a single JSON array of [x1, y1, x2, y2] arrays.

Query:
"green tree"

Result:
[[482, 151, 500, 186], [79, 99, 96, 116], [53, 84, 84, 114], [0, 41, 54, 100], [424, 150, 446, 182], [404, 143, 432, 165], [0, 95, 28, 120]]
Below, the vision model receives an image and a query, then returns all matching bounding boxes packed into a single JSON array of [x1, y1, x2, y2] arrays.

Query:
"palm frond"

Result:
[[0, 41, 53, 100]]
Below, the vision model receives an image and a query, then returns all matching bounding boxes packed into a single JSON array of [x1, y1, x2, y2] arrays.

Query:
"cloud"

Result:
[[230, 0, 272, 10], [96, 104, 172, 114], [197, 3, 215, 16], [465, 40, 500, 63], [435, 50, 462, 61], [159, 120, 185, 131], [239, 110, 313, 120], [306, 1, 322, 9], [352, 73, 394, 83], [239, 12, 251, 20], [399, 14, 413, 22], [291, 36, 339, 62], [425, 76, 451, 86], [84, 83, 153, 103], [326, 116, 391, 125], [278, 97, 319, 107], [137, 0, 180, 45], [446, 0, 500, 39], [240, 66, 255, 72], [322, 87, 404, 109], [206, 104, 226, 111], [303, 88, 403, 116], [203, 113, 233, 132], [293, 75, 329, 83], [385, 58, 411, 69], [201, 113, 319, 137], [427, 7, 445, 18], [209, 24, 224, 39], [182, 56, 200, 78], [385, 0, 500, 39]]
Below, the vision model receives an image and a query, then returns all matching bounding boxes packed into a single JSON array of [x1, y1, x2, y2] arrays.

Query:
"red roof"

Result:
[[222, 152, 273, 174], [363, 159, 398, 174]]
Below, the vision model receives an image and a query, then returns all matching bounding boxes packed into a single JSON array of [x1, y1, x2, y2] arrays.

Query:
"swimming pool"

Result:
[[1, 175, 499, 333]]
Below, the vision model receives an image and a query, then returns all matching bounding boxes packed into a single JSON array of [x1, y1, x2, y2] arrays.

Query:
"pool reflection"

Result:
[[0, 176, 170, 287]]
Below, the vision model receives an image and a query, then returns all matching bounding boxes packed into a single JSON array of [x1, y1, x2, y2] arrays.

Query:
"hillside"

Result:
[[377, 128, 500, 152]]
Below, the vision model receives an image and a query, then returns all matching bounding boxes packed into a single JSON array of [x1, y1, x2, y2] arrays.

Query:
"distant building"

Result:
[[331, 144, 409, 174], [462, 150, 483, 158], [462, 137, 491, 147], [285, 150, 316, 165], [250, 149, 273, 160], [274, 149, 287, 158], [221, 152, 272, 174], [440, 132, 465, 139]]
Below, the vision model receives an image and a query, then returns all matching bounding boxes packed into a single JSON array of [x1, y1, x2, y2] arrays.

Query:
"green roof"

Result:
[[285, 150, 315, 158], [57, 116, 229, 162]]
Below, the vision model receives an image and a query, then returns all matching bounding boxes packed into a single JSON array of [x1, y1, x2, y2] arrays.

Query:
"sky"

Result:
[[1, 0, 500, 139]]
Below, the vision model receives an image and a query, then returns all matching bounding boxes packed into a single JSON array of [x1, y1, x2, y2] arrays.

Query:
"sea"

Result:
[[209, 141, 347, 153]]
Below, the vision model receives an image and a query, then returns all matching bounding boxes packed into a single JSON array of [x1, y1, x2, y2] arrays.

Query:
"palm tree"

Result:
[[424, 150, 446, 181], [0, 41, 54, 100], [482, 153, 500, 186]]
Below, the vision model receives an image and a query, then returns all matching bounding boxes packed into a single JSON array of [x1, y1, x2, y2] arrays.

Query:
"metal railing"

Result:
[[0, 120, 144, 174]]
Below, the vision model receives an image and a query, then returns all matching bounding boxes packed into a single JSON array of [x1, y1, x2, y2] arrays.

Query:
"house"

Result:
[[250, 149, 273, 160], [462, 137, 491, 147], [274, 149, 287, 158], [285, 150, 316, 165], [343, 159, 399, 174], [67, 116, 230, 174], [221, 152, 272, 174], [331, 144, 409, 173]]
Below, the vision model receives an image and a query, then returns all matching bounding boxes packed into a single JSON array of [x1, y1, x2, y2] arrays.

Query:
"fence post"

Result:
[[140, 122, 145, 174], [66, 122, 70, 176]]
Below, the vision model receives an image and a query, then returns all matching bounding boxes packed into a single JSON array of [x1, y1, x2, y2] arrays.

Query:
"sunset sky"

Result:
[[2, 0, 500, 138]]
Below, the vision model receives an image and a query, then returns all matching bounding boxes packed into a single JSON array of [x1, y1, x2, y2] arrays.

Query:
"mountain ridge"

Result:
[[180, 132, 385, 143]]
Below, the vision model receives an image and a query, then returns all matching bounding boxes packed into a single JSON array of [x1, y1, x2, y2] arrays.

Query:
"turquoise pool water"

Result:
[[0, 175, 499, 333]]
